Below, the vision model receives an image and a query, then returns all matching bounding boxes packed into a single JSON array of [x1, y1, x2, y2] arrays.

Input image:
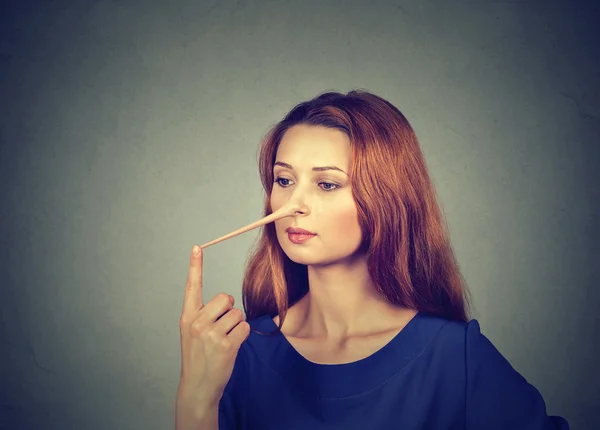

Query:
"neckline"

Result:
[[253, 311, 427, 399], [267, 310, 422, 367]]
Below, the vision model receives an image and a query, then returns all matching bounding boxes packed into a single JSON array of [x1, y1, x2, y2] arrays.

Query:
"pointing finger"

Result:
[[182, 245, 203, 317]]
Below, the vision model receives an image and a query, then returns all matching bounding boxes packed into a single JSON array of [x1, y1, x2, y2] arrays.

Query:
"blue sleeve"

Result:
[[465, 319, 569, 430]]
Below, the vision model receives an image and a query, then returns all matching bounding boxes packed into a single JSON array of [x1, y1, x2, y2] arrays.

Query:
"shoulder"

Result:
[[246, 314, 279, 335], [237, 314, 280, 361], [412, 312, 472, 353], [418, 314, 521, 374], [419, 315, 569, 428], [415, 313, 494, 352], [414, 313, 538, 386], [410, 313, 515, 379]]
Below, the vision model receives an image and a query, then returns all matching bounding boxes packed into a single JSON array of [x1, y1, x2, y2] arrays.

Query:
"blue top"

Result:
[[219, 311, 569, 430]]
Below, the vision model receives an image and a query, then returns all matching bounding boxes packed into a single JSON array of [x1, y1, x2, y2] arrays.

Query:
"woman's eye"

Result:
[[274, 177, 339, 191], [320, 182, 337, 191], [274, 177, 291, 187]]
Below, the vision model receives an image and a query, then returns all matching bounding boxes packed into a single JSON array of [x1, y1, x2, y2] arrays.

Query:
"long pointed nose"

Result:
[[200, 202, 303, 249]]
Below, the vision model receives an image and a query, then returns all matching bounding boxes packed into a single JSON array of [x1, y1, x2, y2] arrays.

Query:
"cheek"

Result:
[[270, 194, 285, 232], [323, 204, 361, 238], [270, 193, 282, 210]]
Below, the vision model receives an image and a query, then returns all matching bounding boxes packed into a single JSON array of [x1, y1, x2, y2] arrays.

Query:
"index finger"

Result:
[[182, 245, 203, 317]]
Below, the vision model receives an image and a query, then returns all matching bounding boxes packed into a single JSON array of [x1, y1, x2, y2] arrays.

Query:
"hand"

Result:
[[177, 245, 250, 406]]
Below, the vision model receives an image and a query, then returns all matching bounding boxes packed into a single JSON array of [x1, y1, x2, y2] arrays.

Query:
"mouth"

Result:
[[285, 227, 317, 244], [286, 227, 316, 235], [287, 231, 316, 244]]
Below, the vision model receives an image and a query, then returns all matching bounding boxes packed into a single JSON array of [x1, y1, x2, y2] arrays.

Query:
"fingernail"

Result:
[[192, 245, 200, 256]]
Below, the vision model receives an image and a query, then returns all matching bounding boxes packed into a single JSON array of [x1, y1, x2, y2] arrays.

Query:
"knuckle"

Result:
[[190, 320, 204, 337], [179, 315, 192, 328], [219, 337, 232, 350], [240, 321, 250, 334], [218, 293, 230, 302], [206, 330, 221, 343]]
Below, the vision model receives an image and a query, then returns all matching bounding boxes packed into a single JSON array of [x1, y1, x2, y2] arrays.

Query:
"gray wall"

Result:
[[1, 1, 598, 429]]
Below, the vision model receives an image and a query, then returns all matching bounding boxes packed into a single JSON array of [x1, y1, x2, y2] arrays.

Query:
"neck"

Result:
[[290, 254, 408, 340]]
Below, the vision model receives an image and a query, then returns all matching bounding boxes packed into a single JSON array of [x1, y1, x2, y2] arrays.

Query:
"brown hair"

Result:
[[241, 89, 472, 336]]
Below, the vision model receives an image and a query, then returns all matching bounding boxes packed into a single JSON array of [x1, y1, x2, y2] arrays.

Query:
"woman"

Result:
[[175, 90, 569, 429]]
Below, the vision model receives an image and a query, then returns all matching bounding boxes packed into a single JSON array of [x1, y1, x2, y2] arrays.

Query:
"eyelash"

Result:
[[273, 176, 341, 192]]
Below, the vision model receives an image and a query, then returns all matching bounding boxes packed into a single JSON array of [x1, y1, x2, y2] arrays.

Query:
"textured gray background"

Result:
[[1, 0, 598, 429]]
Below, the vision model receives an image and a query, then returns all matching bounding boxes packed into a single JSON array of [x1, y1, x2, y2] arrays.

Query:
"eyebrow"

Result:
[[274, 161, 348, 175]]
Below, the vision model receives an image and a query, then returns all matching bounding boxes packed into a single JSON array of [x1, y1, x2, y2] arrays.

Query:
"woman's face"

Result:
[[271, 124, 363, 266]]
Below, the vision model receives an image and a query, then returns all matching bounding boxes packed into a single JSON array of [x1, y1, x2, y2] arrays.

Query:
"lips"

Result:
[[286, 227, 316, 235], [287, 230, 316, 244]]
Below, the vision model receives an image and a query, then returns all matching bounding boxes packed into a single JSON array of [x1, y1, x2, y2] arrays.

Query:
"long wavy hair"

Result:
[[242, 89, 472, 336]]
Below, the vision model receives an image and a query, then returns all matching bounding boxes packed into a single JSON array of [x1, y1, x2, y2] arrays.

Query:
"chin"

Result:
[[280, 246, 343, 268], [286, 255, 329, 267], [277, 240, 316, 265]]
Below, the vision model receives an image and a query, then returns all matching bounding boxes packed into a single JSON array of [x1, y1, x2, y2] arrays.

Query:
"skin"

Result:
[[270, 124, 416, 351]]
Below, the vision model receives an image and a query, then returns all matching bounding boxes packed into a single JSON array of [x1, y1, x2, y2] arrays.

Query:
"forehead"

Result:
[[275, 125, 351, 167]]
